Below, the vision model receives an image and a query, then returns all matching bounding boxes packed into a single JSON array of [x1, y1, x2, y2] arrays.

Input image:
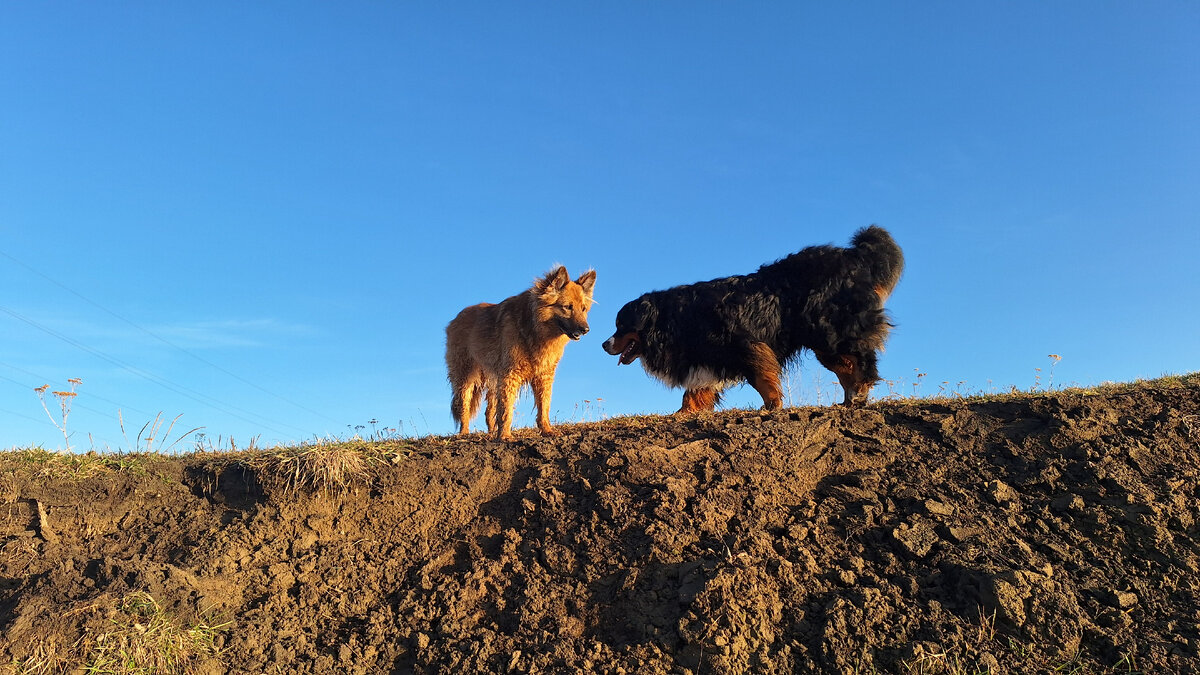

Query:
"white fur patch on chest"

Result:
[[644, 363, 738, 391]]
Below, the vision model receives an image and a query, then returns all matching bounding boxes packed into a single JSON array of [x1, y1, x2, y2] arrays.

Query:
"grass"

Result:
[[82, 592, 229, 675], [4, 372, 1195, 491], [242, 441, 374, 496], [0, 448, 159, 480], [12, 591, 230, 675], [877, 369, 1200, 408], [190, 437, 419, 497]]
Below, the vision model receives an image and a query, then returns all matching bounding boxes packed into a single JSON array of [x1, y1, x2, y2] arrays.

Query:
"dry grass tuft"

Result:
[[246, 442, 374, 496], [11, 637, 70, 675], [82, 592, 228, 675], [12, 592, 228, 675]]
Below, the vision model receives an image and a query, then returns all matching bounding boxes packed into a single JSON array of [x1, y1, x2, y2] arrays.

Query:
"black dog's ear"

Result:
[[616, 297, 655, 329], [636, 298, 658, 325]]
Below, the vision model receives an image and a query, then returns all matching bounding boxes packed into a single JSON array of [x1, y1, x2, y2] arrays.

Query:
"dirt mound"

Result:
[[3, 376, 1199, 673]]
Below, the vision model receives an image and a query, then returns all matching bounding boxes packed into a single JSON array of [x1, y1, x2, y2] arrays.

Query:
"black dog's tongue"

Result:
[[619, 342, 637, 365]]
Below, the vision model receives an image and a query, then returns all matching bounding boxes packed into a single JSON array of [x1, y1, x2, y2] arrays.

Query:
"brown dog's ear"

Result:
[[536, 266, 570, 293], [576, 269, 596, 296], [551, 266, 570, 290]]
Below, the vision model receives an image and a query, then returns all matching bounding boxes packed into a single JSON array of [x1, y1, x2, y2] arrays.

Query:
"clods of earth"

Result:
[[3, 375, 1199, 673]]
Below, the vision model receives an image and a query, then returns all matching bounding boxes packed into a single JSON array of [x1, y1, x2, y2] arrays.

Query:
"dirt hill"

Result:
[[3, 375, 1199, 674]]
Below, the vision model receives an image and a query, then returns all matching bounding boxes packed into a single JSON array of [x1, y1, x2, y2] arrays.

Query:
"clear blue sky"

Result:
[[2, 2, 1197, 450]]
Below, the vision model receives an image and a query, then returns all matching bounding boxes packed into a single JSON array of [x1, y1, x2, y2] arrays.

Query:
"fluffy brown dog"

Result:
[[446, 266, 596, 441]]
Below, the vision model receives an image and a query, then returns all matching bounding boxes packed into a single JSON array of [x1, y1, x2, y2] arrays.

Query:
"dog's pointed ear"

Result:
[[576, 269, 596, 295], [551, 266, 570, 290], [536, 266, 570, 293]]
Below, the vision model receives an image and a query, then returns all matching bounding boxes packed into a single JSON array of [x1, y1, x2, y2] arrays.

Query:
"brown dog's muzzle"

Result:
[[559, 318, 589, 341]]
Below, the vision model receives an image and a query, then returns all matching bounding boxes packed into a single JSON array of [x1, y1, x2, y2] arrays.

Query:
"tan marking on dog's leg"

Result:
[[451, 386, 468, 435], [463, 371, 488, 434], [454, 384, 473, 435], [746, 342, 784, 410], [679, 388, 719, 413]]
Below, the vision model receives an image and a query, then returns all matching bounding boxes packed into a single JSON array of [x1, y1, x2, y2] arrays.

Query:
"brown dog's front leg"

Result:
[[531, 373, 560, 437]]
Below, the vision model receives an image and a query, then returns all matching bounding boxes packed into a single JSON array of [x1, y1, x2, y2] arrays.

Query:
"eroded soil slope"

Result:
[[3, 376, 1199, 673]]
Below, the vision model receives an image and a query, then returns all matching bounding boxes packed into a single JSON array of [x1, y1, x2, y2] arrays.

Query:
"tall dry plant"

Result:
[[119, 410, 203, 454], [34, 377, 81, 451]]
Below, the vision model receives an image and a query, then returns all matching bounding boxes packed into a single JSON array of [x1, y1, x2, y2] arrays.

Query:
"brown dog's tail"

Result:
[[851, 225, 904, 302]]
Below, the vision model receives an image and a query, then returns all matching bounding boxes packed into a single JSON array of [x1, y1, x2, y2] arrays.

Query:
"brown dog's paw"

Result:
[[539, 427, 561, 438]]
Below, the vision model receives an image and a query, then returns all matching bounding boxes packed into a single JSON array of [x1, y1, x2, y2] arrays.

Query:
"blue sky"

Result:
[[2, 2, 1197, 450]]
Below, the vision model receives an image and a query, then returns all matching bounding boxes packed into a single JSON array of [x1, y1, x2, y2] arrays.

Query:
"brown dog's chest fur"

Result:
[[473, 293, 569, 380]]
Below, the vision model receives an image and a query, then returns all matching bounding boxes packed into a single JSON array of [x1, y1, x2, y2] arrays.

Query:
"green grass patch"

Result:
[[0, 448, 160, 480], [12, 591, 230, 675]]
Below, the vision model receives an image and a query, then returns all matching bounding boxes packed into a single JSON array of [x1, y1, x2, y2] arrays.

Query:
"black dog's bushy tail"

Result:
[[851, 225, 904, 300]]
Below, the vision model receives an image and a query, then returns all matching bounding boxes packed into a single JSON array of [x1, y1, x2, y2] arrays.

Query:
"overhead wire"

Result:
[[0, 370, 123, 448], [0, 303, 301, 438], [0, 358, 155, 417], [0, 248, 341, 426]]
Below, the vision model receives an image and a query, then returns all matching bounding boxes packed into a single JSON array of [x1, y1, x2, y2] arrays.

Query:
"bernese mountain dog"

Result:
[[602, 225, 903, 412]]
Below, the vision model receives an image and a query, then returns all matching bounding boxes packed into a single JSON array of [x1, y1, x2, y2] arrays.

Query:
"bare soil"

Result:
[[3, 376, 1200, 674]]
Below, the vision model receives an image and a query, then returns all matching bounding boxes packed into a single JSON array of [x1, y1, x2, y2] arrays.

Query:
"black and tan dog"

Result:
[[602, 226, 903, 411]]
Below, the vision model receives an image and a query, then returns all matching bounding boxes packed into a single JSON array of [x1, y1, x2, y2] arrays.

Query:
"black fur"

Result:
[[602, 225, 904, 410]]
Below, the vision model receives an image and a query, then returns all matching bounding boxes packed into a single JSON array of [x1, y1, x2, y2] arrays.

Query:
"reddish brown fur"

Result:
[[680, 388, 720, 412], [744, 341, 784, 410], [445, 266, 596, 441], [814, 351, 872, 404], [679, 342, 782, 414]]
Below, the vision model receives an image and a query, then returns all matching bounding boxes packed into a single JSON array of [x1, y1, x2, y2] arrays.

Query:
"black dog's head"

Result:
[[602, 298, 655, 365]]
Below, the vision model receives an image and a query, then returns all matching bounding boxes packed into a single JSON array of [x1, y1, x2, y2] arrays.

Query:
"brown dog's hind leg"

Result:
[[746, 342, 784, 410], [483, 383, 498, 435], [679, 388, 720, 413], [493, 375, 522, 442], [450, 366, 484, 435]]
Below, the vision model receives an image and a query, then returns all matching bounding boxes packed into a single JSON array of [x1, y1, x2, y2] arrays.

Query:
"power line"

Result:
[[0, 248, 340, 426], [0, 303, 302, 438], [0, 358, 154, 417], [0, 369, 197, 451]]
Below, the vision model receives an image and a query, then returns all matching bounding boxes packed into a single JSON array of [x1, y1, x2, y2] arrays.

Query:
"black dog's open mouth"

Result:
[[624, 338, 643, 365], [618, 338, 640, 365], [603, 332, 641, 364]]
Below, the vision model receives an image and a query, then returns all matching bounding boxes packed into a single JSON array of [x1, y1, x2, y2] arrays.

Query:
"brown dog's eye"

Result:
[[564, 304, 574, 312]]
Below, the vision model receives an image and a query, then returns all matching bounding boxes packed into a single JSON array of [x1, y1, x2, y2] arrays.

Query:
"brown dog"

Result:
[[446, 266, 596, 441]]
